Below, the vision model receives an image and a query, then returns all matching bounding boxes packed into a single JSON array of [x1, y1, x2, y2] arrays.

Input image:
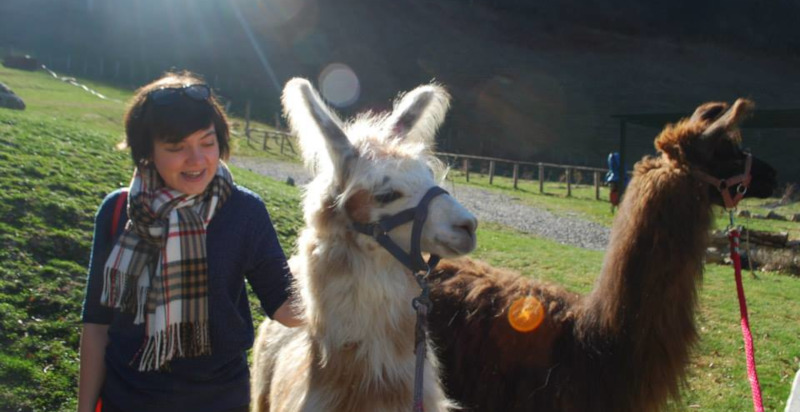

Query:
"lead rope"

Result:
[[412, 268, 432, 412], [728, 211, 765, 412]]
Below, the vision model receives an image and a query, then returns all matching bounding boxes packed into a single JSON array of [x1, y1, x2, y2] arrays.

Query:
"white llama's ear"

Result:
[[385, 84, 450, 146], [282, 78, 356, 181], [701, 98, 754, 139]]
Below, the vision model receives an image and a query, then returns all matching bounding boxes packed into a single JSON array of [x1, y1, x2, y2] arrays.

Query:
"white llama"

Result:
[[251, 79, 478, 412]]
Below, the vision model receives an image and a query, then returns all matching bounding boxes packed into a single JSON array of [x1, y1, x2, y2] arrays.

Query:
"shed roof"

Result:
[[611, 109, 800, 129]]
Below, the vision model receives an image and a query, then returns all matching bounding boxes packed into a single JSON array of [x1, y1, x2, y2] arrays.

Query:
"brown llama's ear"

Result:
[[386, 83, 450, 147], [654, 128, 685, 163], [283, 78, 356, 182], [701, 98, 755, 138], [690, 102, 728, 124]]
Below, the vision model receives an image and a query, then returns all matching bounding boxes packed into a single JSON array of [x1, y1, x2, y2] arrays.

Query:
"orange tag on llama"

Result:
[[508, 296, 545, 333]]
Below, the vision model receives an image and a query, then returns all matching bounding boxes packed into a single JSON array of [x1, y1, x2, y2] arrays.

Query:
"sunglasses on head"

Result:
[[147, 84, 211, 106]]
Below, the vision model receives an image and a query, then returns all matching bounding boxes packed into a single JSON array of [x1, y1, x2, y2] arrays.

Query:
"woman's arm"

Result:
[[76, 323, 109, 412], [272, 296, 305, 328]]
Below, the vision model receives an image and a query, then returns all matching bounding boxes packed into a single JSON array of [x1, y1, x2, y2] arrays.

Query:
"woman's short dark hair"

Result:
[[124, 71, 230, 165]]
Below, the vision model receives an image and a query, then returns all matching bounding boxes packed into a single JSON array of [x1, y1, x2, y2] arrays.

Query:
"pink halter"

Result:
[[692, 153, 752, 209]]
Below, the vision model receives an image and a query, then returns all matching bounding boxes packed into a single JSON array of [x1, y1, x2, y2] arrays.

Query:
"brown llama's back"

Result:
[[427, 258, 582, 411]]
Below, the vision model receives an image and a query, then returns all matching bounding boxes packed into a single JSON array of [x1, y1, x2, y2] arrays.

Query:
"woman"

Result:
[[77, 72, 302, 412]]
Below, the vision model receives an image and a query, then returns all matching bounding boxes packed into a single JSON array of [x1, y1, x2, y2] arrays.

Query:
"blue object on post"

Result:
[[605, 152, 628, 208], [605, 152, 628, 186]]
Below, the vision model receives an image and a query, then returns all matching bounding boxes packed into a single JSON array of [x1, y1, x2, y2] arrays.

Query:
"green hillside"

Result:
[[0, 66, 798, 411]]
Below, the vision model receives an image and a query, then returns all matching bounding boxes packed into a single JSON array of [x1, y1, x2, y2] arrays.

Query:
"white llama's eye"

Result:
[[374, 191, 403, 204]]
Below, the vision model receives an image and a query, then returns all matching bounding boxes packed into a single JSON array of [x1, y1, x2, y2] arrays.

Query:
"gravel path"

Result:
[[231, 156, 610, 251]]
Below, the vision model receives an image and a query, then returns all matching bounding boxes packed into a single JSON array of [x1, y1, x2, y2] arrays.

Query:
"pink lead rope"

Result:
[[695, 153, 764, 411], [728, 227, 765, 412]]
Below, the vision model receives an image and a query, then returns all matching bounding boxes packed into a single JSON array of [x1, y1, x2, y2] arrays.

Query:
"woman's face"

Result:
[[152, 125, 220, 195]]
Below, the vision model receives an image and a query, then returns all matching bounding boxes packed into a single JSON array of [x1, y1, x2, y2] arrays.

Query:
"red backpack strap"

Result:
[[110, 190, 128, 238]]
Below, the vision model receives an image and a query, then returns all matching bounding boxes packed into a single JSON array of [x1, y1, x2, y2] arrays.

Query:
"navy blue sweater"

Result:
[[82, 185, 293, 412]]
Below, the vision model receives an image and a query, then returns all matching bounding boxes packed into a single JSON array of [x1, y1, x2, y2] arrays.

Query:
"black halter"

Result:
[[352, 186, 448, 273]]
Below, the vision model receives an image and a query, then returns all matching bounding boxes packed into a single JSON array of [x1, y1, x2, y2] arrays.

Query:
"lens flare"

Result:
[[319, 63, 360, 108], [508, 295, 545, 333]]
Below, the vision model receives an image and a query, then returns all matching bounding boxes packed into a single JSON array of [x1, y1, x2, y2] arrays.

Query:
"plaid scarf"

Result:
[[101, 162, 233, 371]]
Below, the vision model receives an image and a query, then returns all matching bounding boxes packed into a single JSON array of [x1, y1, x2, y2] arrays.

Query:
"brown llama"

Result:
[[251, 79, 477, 411], [426, 99, 778, 411]]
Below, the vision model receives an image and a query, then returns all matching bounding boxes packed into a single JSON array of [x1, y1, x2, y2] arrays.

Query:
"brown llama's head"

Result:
[[655, 98, 777, 205]]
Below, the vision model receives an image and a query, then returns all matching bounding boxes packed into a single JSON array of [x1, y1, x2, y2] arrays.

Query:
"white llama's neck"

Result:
[[295, 223, 420, 370]]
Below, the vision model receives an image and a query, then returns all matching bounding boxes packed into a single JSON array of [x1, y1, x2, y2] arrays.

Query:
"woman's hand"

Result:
[[272, 296, 305, 328]]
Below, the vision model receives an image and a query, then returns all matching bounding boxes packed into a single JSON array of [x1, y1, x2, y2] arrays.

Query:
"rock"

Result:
[[737, 209, 751, 218], [0, 82, 25, 110], [766, 211, 786, 221], [286, 176, 295, 186], [705, 247, 726, 264]]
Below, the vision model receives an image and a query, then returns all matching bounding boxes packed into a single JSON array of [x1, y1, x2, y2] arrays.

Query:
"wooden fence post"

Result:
[[245, 100, 252, 144], [566, 167, 572, 197], [594, 171, 600, 200], [539, 163, 544, 193], [263, 132, 269, 150], [280, 134, 286, 154], [463, 158, 470, 182], [512, 163, 519, 190], [488, 160, 496, 185]]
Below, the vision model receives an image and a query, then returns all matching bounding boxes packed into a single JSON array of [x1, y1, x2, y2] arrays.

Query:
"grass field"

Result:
[[1, 65, 798, 411]]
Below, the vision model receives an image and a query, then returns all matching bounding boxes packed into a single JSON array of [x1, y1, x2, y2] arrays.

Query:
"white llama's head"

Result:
[[283, 78, 477, 259]]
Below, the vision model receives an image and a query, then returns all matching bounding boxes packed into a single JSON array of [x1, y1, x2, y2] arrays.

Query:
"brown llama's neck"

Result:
[[575, 155, 712, 409]]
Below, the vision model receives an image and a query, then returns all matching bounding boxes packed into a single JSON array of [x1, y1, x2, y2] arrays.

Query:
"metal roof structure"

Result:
[[611, 109, 800, 129], [610, 108, 800, 193]]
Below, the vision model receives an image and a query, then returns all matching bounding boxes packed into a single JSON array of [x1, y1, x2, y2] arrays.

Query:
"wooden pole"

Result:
[[463, 158, 470, 182], [594, 171, 601, 200], [245, 100, 252, 144], [263, 132, 268, 150], [280, 134, 285, 154], [539, 163, 544, 193], [512, 163, 519, 190], [566, 167, 572, 197], [489, 160, 496, 185]]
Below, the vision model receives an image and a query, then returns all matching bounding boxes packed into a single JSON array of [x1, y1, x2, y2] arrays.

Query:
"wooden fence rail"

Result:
[[236, 127, 619, 202], [435, 152, 619, 201]]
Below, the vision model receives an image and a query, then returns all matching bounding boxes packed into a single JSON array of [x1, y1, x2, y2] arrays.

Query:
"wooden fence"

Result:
[[243, 100, 296, 155], [436, 152, 612, 201]]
